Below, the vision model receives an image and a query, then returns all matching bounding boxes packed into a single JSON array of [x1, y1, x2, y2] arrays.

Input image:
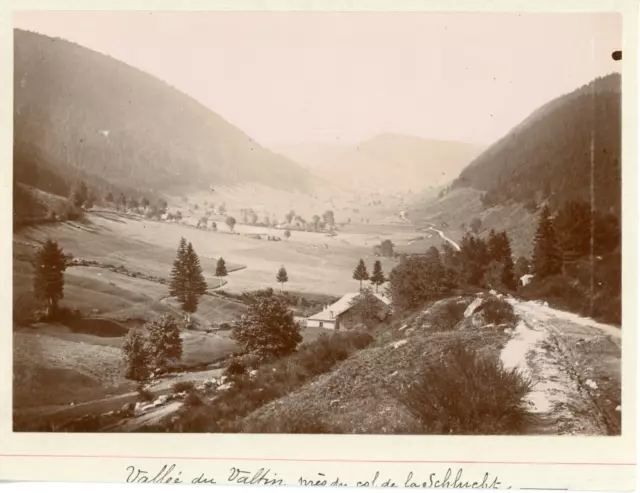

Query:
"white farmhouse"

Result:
[[306, 292, 392, 330]]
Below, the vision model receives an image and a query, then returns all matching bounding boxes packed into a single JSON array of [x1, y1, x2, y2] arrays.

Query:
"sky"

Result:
[[14, 11, 621, 148]]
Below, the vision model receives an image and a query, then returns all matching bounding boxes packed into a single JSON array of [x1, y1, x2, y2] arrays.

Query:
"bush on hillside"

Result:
[[184, 391, 204, 408], [137, 385, 154, 402], [519, 275, 622, 325], [520, 275, 587, 312], [151, 331, 374, 433], [479, 297, 519, 326], [13, 294, 43, 326], [398, 343, 532, 434], [232, 289, 302, 360], [425, 299, 468, 331], [171, 381, 196, 394], [224, 358, 247, 377]]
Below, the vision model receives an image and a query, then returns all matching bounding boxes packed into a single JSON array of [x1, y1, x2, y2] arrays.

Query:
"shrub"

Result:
[[184, 391, 204, 407], [224, 358, 247, 377], [146, 314, 183, 372], [397, 343, 532, 434], [426, 299, 468, 331], [520, 275, 585, 311], [172, 381, 196, 393], [232, 290, 302, 359], [137, 385, 154, 402], [154, 330, 374, 433], [520, 272, 621, 325], [13, 294, 43, 326], [122, 329, 151, 382], [479, 297, 519, 326]]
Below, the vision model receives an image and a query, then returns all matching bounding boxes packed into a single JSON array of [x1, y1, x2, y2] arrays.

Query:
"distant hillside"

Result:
[[278, 134, 483, 194], [13, 29, 314, 200], [453, 73, 621, 215]]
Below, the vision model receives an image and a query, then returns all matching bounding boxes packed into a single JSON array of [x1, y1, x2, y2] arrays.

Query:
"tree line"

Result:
[[384, 199, 620, 324]]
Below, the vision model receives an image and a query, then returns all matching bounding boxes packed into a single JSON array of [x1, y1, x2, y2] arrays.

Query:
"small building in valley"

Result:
[[519, 274, 534, 287], [306, 292, 392, 330]]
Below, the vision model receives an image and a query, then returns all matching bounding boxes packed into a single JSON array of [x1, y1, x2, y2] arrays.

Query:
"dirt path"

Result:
[[425, 226, 461, 251], [512, 300, 620, 346], [400, 214, 461, 251], [502, 297, 619, 435]]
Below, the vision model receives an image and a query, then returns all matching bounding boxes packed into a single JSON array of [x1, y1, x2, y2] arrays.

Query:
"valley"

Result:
[[13, 199, 436, 428], [10, 14, 624, 438]]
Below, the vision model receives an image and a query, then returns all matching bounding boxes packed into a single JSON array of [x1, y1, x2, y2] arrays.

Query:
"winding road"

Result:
[[399, 212, 461, 251]]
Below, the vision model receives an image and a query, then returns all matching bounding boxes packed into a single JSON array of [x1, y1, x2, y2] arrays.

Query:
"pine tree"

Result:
[[32, 239, 67, 319], [146, 315, 182, 373], [502, 254, 517, 291], [499, 232, 517, 290], [122, 329, 151, 381], [181, 242, 208, 319], [353, 258, 369, 291], [370, 260, 385, 293], [169, 237, 188, 300], [69, 180, 88, 208], [514, 256, 531, 279], [276, 266, 289, 294], [532, 206, 563, 278], [487, 229, 500, 261], [215, 257, 228, 288]]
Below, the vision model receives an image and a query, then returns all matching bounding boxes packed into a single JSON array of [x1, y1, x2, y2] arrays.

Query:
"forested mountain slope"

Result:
[[453, 73, 621, 216], [14, 29, 314, 199]]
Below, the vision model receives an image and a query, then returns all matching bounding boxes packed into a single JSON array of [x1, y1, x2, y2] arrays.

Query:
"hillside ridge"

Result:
[[14, 28, 314, 199]]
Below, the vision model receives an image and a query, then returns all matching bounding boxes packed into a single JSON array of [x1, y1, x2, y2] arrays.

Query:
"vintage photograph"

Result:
[[12, 11, 622, 435]]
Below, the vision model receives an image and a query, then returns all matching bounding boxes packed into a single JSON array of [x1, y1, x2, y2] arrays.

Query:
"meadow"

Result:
[[13, 206, 415, 421]]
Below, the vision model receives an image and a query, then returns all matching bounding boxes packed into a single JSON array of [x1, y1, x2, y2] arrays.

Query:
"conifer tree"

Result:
[[215, 257, 228, 288], [370, 260, 385, 293], [353, 258, 369, 291], [32, 239, 68, 319], [532, 206, 563, 278], [181, 242, 208, 319], [276, 266, 289, 294], [499, 232, 517, 291], [69, 180, 89, 208], [169, 237, 187, 300]]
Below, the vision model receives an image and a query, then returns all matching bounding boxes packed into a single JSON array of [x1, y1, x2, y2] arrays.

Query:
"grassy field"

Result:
[[12, 205, 420, 422], [17, 210, 412, 296]]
